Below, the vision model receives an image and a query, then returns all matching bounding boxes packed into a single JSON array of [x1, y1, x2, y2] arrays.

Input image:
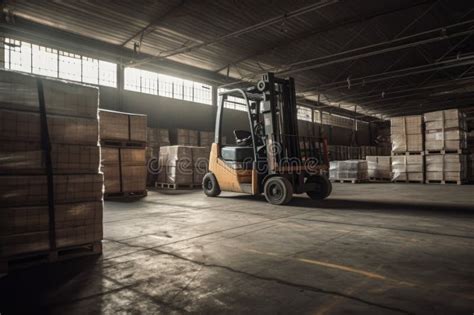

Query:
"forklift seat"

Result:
[[233, 130, 252, 146]]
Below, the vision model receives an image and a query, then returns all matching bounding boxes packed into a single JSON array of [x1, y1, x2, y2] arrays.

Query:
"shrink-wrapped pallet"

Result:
[[329, 160, 368, 181], [366, 156, 391, 179], [390, 115, 423, 153], [425, 154, 468, 183], [424, 109, 467, 152], [158, 146, 210, 186], [99, 109, 147, 142], [391, 155, 424, 182]]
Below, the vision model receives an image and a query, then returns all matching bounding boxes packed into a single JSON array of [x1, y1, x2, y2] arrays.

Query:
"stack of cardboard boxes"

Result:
[[390, 115, 424, 183], [99, 110, 147, 197], [424, 109, 468, 184], [0, 71, 103, 269]]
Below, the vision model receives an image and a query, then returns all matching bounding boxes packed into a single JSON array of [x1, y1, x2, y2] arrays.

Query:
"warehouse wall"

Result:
[[99, 87, 372, 146]]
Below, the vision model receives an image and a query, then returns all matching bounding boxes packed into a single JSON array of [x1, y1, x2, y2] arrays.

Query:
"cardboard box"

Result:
[[99, 109, 147, 142]]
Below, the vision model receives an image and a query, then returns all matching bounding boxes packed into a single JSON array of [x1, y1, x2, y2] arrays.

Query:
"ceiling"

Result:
[[2, 0, 474, 120]]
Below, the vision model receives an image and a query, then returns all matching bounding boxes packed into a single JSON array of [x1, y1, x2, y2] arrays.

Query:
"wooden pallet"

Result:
[[391, 151, 424, 156], [330, 179, 367, 184], [425, 180, 466, 185], [100, 139, 146, 148], [425, 149, 466, 155], [155, 182, 200, 190], [368, 177, 391, 182], [104, 190, 147, 200], [392, 180, 424, 184], [0, 242, 102, 275]]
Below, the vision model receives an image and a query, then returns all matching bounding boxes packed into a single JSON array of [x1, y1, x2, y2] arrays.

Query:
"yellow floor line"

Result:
[[241, 248, 415, 286]]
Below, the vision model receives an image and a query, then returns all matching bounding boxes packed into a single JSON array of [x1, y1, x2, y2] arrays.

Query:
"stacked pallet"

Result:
[[99, 110, 147, 198], [0, 71, 103, 271], [329, 160, 368, 183], [424, 109, 468, 184], [176, 128, 199, 146], [425, 154, 468, 185], [199, 131, 214, 148], [157, 146, 209, 189], [390, 115, 424, 183], [391, 115, 424, 153], [366, 156, 391, 181], [391, 155, 424, 183], [146, 128, 170, 186]]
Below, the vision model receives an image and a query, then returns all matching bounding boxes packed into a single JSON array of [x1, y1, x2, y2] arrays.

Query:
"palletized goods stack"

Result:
[[146, 128, 170, 186], [424, 109, 468, 184], [366, 156, 391, 181], [329, 160, 368, 183], [390, 115, 425, 183], [0, 70, 103, 272], [176, 128, 199, 146], [156, 146, 209, 189], [99, 110, 147, 197]]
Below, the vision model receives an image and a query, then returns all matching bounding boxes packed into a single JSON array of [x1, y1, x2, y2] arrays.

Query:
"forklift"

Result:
[[202, 73, 332, 205]]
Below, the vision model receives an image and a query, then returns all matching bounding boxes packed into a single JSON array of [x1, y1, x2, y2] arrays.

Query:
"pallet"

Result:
[[392, 180, 424, 184], [425, 180, 466, 185], [155, 182, 200, 190], [425, 149, 466, 155], [104, 190, 147, 200], [330, 179, 367, 184], [391, 151, 424, 156], [0, 242, 102, 275], [368, 177, 391, 182], [100, 139, 146, 148]]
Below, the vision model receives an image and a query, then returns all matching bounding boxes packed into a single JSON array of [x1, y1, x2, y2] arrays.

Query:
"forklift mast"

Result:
[[257, 73, 301, 174]]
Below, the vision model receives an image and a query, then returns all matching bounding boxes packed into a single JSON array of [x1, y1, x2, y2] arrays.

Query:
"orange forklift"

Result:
[[202, 73, 331, 205]]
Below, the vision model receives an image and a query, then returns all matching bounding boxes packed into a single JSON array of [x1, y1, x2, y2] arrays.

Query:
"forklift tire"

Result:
[[306, 175, 332, 200], [202, 173, 221, 197], [264, 176, 293, 205]]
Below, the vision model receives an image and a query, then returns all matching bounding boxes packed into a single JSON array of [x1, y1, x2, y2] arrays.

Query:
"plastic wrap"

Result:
[[366, 156, 391, 179], [391, 155, 424, 181], [424, 109, 467, 152], [390, 115, 423, 153], [425, 154, 467, 182], [158, 145, 210, 185], [329, 160, 368, 180]]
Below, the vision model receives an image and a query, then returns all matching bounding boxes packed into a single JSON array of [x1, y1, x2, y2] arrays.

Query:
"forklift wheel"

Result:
[[306, 175, 332, 200], [202, 173, 221, 197], [264, 177, 293, 205]]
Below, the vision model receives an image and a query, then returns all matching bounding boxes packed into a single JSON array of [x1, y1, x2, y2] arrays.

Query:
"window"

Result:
[[314, 110, 322, 124], [218, 88, 247, 111], [98, 60, 117, 87], [3, 37, 117, 87], [59, 51, 81, 81], [321, 113, 355, 129], [297, 106, 312, 122], [124, 67, 213, 104]]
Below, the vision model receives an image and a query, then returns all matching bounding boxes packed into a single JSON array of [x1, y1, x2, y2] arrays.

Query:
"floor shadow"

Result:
[[220, 194, 474, 216]]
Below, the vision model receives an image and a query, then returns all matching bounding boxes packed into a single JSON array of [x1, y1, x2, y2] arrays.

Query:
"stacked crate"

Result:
[[0, 71, 103, 271], [390, 115, 424, 183], [366, 156, 391, 181], [424, 109, 468, 184], [329, 160, 368, 183], [157, 146, 209, 189], [146, 128, 170, 186], [99, 110, 147, 197]]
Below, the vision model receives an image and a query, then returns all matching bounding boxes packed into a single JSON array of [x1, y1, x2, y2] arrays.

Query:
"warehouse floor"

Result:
[[1, 183, 473, 314]]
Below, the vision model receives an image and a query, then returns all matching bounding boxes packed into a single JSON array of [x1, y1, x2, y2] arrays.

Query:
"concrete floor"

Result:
[[1, 183, 473, 314]]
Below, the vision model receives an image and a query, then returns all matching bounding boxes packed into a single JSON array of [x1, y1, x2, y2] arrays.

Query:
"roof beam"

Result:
[[213, 0, 435, 74], [130, 0, 339, 67], [120, 0, 186, 47]]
